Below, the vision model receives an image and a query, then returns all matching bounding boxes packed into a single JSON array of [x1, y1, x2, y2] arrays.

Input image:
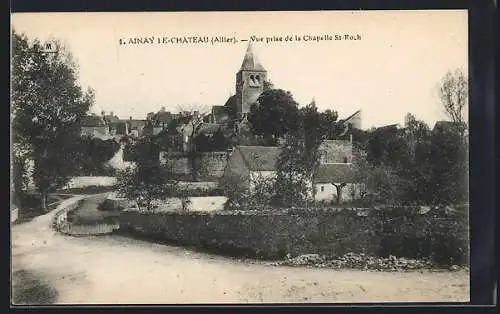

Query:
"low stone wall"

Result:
[[58, 223, 120, 237], [52, 196, 85, 232], [11, 207, 19, 223], [53, 196, 119, 236], [118, 206, 469, 265]]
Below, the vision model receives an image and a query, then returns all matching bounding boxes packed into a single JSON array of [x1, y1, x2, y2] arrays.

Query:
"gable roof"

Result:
[[237, 145, 281, 171], [314, 163, 356, 184], [81, 115, 107, 127], [342, 110, 361, 124]]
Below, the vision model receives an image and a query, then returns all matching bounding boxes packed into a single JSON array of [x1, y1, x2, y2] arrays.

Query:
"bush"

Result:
[[118, 205, 469, 266], [98, 198, 131, 211]]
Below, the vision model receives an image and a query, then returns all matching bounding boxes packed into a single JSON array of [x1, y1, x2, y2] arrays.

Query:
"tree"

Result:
[[331, 183, 347, 205], [299, 101, 325, 191], [428, 123, 468, 205], [438, 69, 468, 134], [116, 160, 179, 211], [273, 133, 314, 207], [321, 109, 343, 140], [248, 89, 301, 141], [219, 169, 275, 211], [11, 31, 94, 210]]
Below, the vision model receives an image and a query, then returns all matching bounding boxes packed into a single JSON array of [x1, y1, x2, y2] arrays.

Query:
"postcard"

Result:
[[11, 10, 469, 305]]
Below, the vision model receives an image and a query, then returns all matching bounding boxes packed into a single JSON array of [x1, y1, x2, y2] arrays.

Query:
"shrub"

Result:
[[219, 175, 274, 211]]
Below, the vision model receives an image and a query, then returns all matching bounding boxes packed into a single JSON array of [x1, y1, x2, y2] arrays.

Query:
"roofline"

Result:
[[342, 109, 361, 123]]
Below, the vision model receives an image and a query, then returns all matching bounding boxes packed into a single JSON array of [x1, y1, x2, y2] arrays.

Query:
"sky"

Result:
[[11, 10, 468, 129]]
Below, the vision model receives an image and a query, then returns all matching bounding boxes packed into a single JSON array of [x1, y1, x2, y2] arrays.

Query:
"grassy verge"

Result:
[[66, 194, 120, 226], [11, 269, 58, 305]]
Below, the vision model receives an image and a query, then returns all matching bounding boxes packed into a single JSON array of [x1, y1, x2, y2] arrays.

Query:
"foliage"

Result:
[[194, 128, 230, 152], [248, 89, 301, 140], [219, 174, 275, 211], [116, 160, 179, 211], [72, 136, 120, 175], [120, 205, 469, 266], [123, 136, 160, 163], [359, 109, 468, 206], [273, 134, 314, 207], [11, 31, 94, 209], [320, 109, 344, 140], [427, 123, 468, 205], [438, 69, 468, 133]]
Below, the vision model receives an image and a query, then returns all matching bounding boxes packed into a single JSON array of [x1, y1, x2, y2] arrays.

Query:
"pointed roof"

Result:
[[240, 42, 266, 72]]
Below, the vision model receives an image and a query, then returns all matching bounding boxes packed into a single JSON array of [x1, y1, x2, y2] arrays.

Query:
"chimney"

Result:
[[129, 116, 133, 120], [101, 110, 105, 117]]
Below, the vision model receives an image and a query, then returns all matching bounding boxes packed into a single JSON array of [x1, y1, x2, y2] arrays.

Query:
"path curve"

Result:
[[12, 196, 469, 304]]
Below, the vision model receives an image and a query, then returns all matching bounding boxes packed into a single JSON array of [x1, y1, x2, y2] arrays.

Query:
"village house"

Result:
[[222, 141, 363, 203], [80, 114, 114, 140]]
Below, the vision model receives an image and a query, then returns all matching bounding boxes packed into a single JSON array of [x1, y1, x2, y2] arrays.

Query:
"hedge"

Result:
[[118, 205, 469, 266]]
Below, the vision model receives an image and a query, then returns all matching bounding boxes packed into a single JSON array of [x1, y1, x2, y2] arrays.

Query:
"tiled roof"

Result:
[[81, 115, 106, 127], [237, 145, 281, 171], [313, 163, 356, 183]]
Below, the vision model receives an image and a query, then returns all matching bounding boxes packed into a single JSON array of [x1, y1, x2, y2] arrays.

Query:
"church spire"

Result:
[[240, 41, 266, 71]]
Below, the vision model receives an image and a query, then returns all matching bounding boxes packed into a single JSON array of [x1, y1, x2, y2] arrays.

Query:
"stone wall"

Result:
[[319, 140, 353, 164], [160, 151, 230, 180], [118, 206, 469, 264]]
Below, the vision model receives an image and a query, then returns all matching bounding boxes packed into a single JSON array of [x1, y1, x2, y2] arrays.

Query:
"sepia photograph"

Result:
[[11, 10, 470, 304]]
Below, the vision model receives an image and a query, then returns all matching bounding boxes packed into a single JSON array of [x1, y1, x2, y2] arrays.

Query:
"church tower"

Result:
[[235, 42, 267, 118]]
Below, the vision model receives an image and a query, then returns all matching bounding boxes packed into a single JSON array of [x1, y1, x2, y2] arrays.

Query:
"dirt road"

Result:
[[11, 197, 469, 304]]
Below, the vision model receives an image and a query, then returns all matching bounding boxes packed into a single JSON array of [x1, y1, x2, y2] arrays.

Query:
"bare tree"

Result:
[[438, 69, 468, 129]]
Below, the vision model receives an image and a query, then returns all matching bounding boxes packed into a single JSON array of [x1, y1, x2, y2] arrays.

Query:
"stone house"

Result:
[[223, 145, 281, 191], [313, 163, 361, 202], [223, 141, 364, 203]]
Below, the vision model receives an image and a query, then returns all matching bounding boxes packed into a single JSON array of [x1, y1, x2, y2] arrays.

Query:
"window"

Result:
[[320, 186, 325, 192], [343, 157, 348, 163]]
